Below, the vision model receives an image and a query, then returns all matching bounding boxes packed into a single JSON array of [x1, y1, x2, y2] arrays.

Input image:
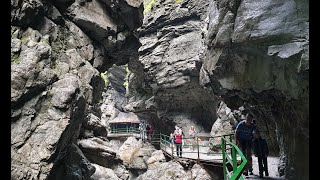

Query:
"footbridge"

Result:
[[108, 128, 247, 180]]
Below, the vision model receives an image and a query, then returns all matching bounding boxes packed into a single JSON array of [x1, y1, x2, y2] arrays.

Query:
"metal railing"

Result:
[[221, 135, 247, 180], [108, 127, 156, 142], [109, 128, 246, 180], [159, 133, 246, 180], [159, 133, 231, 161], [109, 127, 140, 134]]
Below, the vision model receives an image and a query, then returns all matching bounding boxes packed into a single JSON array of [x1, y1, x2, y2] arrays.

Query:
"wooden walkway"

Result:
[[107, 132, 241, 164], [107, 133, 241, 164], [160, 142, 242, 164], [107, 131, 251, 179]]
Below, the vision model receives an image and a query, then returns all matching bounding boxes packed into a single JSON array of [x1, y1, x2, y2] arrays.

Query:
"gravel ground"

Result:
[[244, 156, 285, 180]]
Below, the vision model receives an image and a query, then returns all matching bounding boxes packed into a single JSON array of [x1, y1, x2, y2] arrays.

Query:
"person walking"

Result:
[[252, 129, 269, 178], [146, 124, 150, 136], [148, 124, 153, 141], [188, 126, 197, 151], [234, 113, 256, 176], [174, 131, 183, 157], [170, 133, 174, 148]]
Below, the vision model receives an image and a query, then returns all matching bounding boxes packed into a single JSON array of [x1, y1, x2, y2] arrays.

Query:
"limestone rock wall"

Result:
[[11, 0, 309, 179], [127, 0, 218, 134], [201, 0, 309, 179], [11, 0, 143, 179]]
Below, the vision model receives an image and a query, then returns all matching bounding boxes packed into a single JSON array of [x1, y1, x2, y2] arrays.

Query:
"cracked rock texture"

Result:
[[11, 0, 143, 179], [11, 0, 308, 179], [201, 0, 309, 179], [127, 0, 218, 135]]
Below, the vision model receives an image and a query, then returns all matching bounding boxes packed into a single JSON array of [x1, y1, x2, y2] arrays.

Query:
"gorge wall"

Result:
[[11, 0, 309, 179], [200, 0, 309, 179], [126, 0, 218, 135], [11, 0, 143, 179], [129, 0, 309, 179]]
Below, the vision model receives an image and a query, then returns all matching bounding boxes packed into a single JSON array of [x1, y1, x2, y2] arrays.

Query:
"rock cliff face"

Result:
[[127, 0, 218, 134], [11, 0, 143, 179], [200, 0, 309, 179], [129, 0, 308, 179], [11, 0, 309, 179]]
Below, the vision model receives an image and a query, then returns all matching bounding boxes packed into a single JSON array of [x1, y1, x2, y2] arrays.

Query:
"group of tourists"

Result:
[[169, 125, 198, 157], [139, 122, 153, 142], [138, 112, 269, 178], [235, 113, 269, 178]]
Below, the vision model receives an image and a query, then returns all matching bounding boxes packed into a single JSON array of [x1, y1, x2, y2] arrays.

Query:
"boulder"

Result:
[[90, 163, 120, 180], [136, 161, 188, 180], [78, 137, 120, 168]]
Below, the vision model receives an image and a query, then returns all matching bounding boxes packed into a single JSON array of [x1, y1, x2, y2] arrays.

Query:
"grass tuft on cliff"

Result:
[[144, 0, 157, 14]]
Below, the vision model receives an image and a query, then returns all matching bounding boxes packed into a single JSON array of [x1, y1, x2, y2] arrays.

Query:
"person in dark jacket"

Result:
[[252, 129, 269, 178], [235, 113, 256, 175]]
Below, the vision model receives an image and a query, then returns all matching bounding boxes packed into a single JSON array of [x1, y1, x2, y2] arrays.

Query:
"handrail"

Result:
[[109, 127, 140, 134], [110, 128, 245, 180], [221, 136, 247, 180], [159, 132, 245, 180], [159, 132, 235, 159]]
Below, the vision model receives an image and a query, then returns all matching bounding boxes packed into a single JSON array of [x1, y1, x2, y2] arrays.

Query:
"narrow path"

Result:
[[245, 156, 284, 180], [162, 144, 242, 163], [162, 144, 284, 180]]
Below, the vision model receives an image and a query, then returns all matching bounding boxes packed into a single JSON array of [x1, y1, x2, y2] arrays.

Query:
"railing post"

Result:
[[140, 128, 142, 139], [197, 137, 200, 163], [224, 135, 227, 153], [171, 137, 174, 157], [160, 134, 162, 150], [232, 146, 237, 173], [143, 130, 145, 142], [161, 133, 163, 149], [222, 137, 226, 180]]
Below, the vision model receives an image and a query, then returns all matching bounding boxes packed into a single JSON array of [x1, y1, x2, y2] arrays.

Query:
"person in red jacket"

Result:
[[174, 131, 183, 157], [148, 125, 153, 141]]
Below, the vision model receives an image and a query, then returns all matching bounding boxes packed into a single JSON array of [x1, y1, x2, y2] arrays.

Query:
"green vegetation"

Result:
[[11, 53, 20, 64], [101, 71, 109, 86], [143, 0, 182, 14], [20, 36, 29, 45], [144, 0, 157, 14]]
